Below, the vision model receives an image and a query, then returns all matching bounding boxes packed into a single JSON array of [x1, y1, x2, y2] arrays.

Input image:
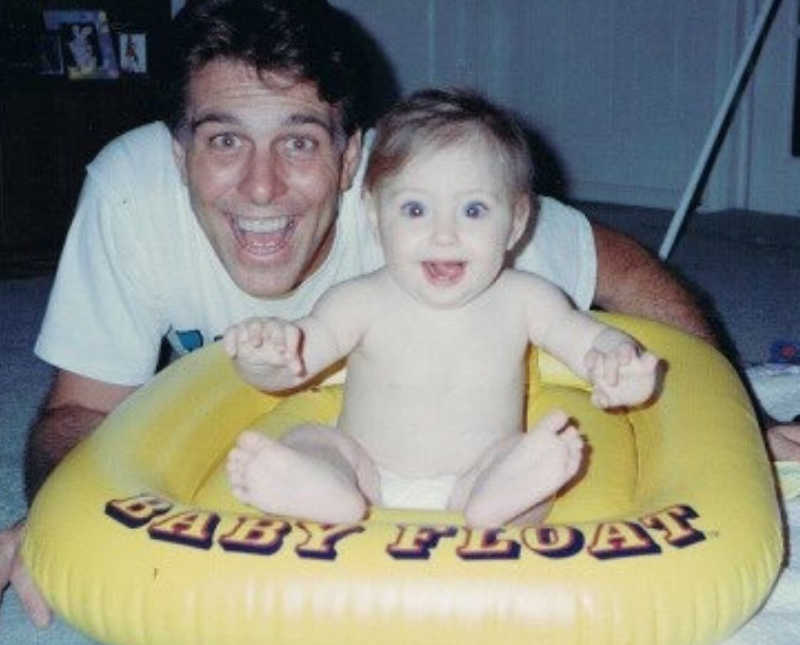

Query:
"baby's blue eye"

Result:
[[464, 201, 488, 218], [401, 201, 425, 218]]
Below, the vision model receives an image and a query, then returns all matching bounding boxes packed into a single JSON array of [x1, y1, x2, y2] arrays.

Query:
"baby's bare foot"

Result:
[[464, 410, 584, 527], [226, 431, 366, 523]]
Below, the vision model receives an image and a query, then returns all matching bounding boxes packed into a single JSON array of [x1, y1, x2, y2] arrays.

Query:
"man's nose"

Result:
[[239, 149, 287, 204]]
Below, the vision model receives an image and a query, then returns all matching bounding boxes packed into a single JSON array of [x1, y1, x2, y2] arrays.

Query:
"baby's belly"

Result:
[[338, 379, 525, 477]]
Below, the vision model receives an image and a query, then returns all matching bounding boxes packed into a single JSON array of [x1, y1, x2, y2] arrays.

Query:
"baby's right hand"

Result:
[[223, 318, 305, 386]]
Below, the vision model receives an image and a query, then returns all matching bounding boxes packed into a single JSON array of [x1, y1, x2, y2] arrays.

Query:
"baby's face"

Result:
[[369, 137, 528, 308]]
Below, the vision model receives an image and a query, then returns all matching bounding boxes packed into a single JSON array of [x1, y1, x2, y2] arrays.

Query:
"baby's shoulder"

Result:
[[496, 270, 574, 319], [317, 268, 389, 309], [500, 269, 562, 295]]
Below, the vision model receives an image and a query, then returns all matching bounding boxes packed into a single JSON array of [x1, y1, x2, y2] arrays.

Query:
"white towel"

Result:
[[746, 364, 800, 423]]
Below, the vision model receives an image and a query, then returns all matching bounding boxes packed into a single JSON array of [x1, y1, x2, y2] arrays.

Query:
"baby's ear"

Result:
[[362, 190, 380, 236], [507, 193, 531, 249]]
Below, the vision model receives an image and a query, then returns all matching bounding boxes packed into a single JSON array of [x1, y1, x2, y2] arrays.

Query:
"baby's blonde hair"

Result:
[[364, 88, 535, 200]]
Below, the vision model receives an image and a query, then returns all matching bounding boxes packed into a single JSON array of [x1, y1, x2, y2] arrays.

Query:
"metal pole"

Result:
[[658, 0, 780, 260]]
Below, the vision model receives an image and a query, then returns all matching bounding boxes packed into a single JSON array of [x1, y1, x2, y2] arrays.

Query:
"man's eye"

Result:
[[283, 136, 318, 154], [208, 133, 241, 150], [401, 201, 425, 218], [464, 201, 488, 218]]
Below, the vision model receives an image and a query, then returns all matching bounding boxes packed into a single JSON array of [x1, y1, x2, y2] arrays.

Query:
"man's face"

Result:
[[173, 59, 361, 297], [369, 137, 529, 309]]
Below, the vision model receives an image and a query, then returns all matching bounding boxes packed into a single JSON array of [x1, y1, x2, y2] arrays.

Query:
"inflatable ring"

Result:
[[23, 314, 783, 645]]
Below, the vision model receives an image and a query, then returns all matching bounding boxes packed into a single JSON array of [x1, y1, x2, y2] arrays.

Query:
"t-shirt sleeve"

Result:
[[34, 171, 164, 386], [512, 196, 597, 310]]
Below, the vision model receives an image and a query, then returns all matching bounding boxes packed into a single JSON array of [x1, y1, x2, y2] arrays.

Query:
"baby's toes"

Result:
[[535, 409, 569, 437], [566, 433, 584, 471], [237, 430, 268, 454], [229, 482, 252, 505]]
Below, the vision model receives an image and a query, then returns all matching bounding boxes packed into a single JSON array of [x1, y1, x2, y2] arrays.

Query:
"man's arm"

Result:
[[25, 370, 137, 502], [591, 223, 717, 345]]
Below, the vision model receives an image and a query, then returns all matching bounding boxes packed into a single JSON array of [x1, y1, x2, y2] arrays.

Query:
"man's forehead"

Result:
[[186, 60, 338, 131]]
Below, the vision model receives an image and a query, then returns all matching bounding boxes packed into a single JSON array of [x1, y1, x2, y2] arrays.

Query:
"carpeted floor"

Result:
[[578, 201, 800, 368]]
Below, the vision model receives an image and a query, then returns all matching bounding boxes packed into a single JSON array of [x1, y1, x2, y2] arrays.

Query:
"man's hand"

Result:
[[0, 519, 51, 628]]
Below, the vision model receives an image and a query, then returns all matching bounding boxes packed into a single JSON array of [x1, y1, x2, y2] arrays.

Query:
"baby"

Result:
[[224, 88, 660, 528]]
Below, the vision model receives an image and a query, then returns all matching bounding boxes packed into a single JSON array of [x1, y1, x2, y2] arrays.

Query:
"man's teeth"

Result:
[[237, 216, 290, 234]]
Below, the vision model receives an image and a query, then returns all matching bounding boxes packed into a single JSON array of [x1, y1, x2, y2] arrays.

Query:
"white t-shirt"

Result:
[[35, 122, 596, 386]]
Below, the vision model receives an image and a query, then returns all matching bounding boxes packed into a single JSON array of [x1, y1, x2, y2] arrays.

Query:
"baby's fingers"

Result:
[[282, 325, 306, 376], [222, 322, 256, 357], [592, 352, 620, 387], [244, 318, 270, 347], [222, 325, 240, 357], [640, 351, 660, 372], [614, 342, 637, 365], [591, 388, 611, 408], [625, 351, 660, 377]]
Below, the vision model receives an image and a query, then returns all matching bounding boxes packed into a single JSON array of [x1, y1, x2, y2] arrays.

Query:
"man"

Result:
[[2, 0, 797, 633]]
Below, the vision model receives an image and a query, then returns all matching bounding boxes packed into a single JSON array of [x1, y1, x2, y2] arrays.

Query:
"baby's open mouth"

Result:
[[422, 261, 466, 284]]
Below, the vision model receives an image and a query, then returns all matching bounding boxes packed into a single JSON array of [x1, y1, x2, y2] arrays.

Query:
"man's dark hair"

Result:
[[164, 0, 369, 137]]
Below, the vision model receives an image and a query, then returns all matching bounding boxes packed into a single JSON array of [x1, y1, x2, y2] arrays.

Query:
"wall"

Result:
[[747, 0, 800, 215], [332, 0, 799, 216], [170, 0, 799, 216]]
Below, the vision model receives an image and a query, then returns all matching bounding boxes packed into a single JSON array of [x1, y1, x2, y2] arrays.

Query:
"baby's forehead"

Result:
[[384, 137, 512, 189], [413, 128, 496, 156]]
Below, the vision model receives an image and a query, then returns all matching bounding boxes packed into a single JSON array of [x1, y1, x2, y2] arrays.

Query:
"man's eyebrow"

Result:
[[190, 112, 239, 133], [189, 112, 335, 135], [285, 113, 335, 135]]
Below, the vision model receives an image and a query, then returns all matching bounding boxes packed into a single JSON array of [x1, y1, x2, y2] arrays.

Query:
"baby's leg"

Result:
[[451, 410, 583, 528], [227, 424, 380, 524]]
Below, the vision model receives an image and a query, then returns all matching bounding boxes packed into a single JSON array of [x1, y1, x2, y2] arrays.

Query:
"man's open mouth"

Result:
[[231, 214, 296, 255], [422, 260, 466, 284]]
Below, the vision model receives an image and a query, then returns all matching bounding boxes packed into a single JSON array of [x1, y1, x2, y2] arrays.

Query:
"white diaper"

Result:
[[378, 468, 458, 510]]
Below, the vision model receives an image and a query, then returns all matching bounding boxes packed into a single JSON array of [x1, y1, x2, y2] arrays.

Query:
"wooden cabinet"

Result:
[[0, 78, 163, 276]]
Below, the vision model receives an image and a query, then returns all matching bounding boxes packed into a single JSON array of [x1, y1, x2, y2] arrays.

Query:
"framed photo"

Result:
[[119, 33, 147, 74], [38, 32, 64, 76], [42, 10, 119, 79]]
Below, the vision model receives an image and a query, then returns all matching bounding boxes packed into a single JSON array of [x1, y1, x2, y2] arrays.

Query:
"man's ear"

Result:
[[339, 129, 363, 191], [171, 135, 189, 185], [508, 193, 531, 249]]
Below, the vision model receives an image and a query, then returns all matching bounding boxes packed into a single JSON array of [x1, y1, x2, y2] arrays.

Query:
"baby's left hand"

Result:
[[584, 340, 661, 408]]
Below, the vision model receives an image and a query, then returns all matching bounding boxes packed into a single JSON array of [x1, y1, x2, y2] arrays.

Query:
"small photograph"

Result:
[[119, 33, 147, 74], [38, 32, 64, 76], [61, 22, 101, 77], [42, 10, 119, 79]]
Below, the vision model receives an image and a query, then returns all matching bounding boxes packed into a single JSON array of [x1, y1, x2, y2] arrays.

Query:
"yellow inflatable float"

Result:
[[23, 314, 783, 645]]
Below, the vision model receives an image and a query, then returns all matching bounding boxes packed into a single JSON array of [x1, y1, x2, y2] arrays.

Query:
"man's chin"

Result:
[[229, 267, 302, 299]]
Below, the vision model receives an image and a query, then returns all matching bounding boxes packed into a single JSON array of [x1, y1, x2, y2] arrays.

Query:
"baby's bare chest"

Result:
[[360, 306, 529, 384]]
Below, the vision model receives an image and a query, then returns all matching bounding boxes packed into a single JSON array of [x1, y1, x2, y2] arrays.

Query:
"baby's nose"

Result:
[[431, 214, 457, 245]]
